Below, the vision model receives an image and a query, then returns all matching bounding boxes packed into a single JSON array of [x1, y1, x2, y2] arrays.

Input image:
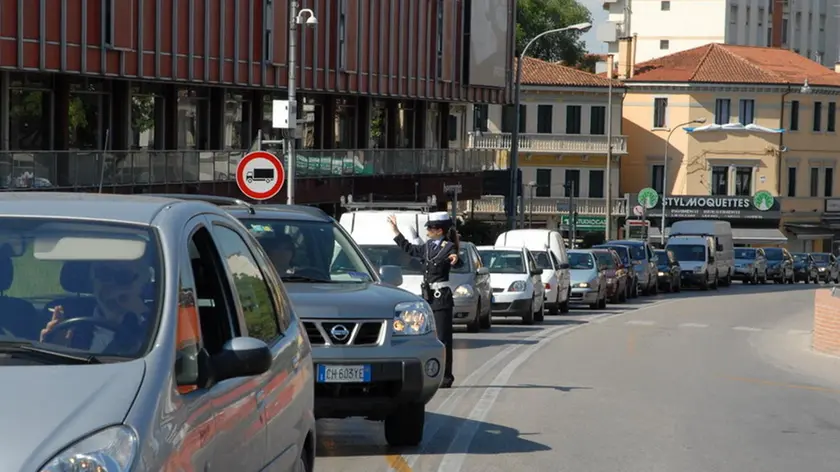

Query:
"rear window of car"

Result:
[[478, 250, 525, 274], [735, 249, 756, 259], [531, 251, 553, 270], [595, 251, 616, 268], [568, 252, 595, 270]]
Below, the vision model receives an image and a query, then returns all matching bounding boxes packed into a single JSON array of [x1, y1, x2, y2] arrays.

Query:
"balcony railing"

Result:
[[0, 148, 499, 189], [468, 132, 628, 154], [451, 195, 627, 217]]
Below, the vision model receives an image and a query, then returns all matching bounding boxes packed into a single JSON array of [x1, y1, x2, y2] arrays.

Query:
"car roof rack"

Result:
[[148, 194, 256, 215], [342, 201, 433, 212]]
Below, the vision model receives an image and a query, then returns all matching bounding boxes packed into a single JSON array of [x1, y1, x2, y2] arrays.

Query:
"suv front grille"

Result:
[[302, 320, 384, 346]]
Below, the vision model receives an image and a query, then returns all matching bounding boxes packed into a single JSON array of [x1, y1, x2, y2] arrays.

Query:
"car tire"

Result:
[[650, 279, 659, 295], [384, 403, 425, 448], [522, 300, 535, 325], [479, 303, 492, 330], [534, 300, 545, 323], [674, 278, 682, 292], [619, 285, 627, 302], [549, 293, 560, 316], [560, 289, 570, 314], [711, 272, 719, 290], [599, 295, 607, 309], [465, 308, 480, 333]]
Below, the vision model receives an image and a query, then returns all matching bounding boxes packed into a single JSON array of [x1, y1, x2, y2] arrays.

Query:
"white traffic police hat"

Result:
[[425, 211, 453, 228]]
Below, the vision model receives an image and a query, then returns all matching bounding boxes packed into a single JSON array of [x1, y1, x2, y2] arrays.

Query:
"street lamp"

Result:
[[801, 79, 812, 94], [286, 3, 317, 205], [660, 117, 706, 245], [507, 22, 593, 230], [526, 181, 537, 228]]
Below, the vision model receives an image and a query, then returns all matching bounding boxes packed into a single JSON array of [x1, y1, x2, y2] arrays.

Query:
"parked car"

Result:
[[594, 244, 638, 299], [567, 250, 608, 309], [810, 252, 839, 283], [0, 193, 315, 472], [763, 247, 795, 284], [192, 196, 445, 448], [477, 246, 546, 325], [654, 249, 681, 292], [733, 247, 768, 284], [604, 240, 658, 295], [592, 248, 628, 303], [792, 253, 819, 283], [530, 248, 571, 315]]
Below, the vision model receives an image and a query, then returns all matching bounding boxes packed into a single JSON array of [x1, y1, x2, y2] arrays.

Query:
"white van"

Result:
[[668, 219, 734, 286], [495, 229, 571, 314], [666, 235, 718, 290]]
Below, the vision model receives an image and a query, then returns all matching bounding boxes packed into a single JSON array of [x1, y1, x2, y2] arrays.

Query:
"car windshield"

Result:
[[595, 252, 616, 269], [531, 251, 553, 270], [478, 250, 525, 274], [655, 250, 669, 267], [360, 244, 470, 275], [668, 244, 706, 262], [735, 249, 756, 259], [764, 248, 784, 260], [612, 243, 646, 261], [242, 219, 374, 283], [0, 218, 161, 361], [599, 245, 630, 264], [568, 252, 595, 270], [812, 253, 830, 263], [792, 253, 808, 262]]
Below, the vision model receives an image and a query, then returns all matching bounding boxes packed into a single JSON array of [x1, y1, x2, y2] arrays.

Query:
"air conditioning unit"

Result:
[[596, 22, 620, 42]]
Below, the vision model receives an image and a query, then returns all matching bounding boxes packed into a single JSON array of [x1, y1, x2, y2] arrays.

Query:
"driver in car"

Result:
[[39, 259, 151, 356], [265, 234, 296, 275]]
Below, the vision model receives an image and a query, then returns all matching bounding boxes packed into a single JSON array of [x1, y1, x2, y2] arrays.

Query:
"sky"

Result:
[[580, 0, 609, 54]]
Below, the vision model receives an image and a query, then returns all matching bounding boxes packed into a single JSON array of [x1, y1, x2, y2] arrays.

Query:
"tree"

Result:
[[516, 0, 592, 67]]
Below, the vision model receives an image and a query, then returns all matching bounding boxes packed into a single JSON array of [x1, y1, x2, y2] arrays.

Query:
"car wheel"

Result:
[[599, 295, 607, 309], [522, 300, 535, 324], [465, 303, 480, 333], [479, 303, 492, 330], [711, 272, 719, 290], [384, 403, 425, 448], [549, 292, 560, 315], [560, 289, 570, 314], [619, 284, 627, 302], [534, 299, 545, 323], [650, 278, 659, 295], [674, 277, 681, 292]]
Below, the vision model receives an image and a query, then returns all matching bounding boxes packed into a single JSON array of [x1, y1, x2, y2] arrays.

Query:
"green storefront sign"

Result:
[[560, 215, 606, 231]]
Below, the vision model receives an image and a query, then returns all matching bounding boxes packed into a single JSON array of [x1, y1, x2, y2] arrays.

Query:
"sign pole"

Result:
[[444, 184, 463, 228]]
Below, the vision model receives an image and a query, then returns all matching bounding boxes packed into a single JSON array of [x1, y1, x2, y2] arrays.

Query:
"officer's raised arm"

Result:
[[388, 214, 426, 258]]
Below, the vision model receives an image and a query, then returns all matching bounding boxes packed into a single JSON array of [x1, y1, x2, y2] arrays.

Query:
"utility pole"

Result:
[[286, 0, 299, 205], [444, 184, 463, 227], [563, 181, 578, 249], [605, 54, 614, 241]]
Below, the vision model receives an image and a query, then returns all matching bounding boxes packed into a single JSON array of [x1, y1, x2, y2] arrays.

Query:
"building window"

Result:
[[814, 101, 823, 131], [589, 170, 605, 198], [660, 40, 670, 50], [782, 19, 788, 44], [811, 167, 820, 196], [566, 105, 582, 134], [734, 167, 752, 196], [738, 99, 754, 125], [714, 99, 730, 125], [711, 166, 729, 195], [564, 170, 580, 197], [473, 104, 489, 132], [826, 168, 834, 197], [535, 168, 551, 197], [653, 98, 668, 128], [661, 1, 670, 10], [590, 106, 606, 135], [338, 0, 347, 70], [787, 166, 797, 197], [436, 0, 444, 78], [651, 164, 664, 193], [828, 102, 836, 132], [501, 105, 525, 133], [447, 115, 457, 141], [790, 100, 800, 130], [537, 105, 553, 134]]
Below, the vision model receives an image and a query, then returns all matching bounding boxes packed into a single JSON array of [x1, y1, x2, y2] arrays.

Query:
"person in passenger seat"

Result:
[[40, 259, 152, 355], [265, 234, 296, 275]]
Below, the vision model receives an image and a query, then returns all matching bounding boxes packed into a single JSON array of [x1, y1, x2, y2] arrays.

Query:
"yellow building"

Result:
[[465, 57, 627, 241], [619, 43, 840, 250]]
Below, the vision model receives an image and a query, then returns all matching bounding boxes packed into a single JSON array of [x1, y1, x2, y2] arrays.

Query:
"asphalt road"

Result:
[[315, 281, 840, 472]]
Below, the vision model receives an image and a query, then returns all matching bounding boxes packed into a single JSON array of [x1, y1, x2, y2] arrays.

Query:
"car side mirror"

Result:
[[212, 337, 272, 383], [476, 266, 490, 276], [716, 244, 723, 251], [558, 262, 570, 270], [531, 268, 543, 276], [379, 265, 404, 286]]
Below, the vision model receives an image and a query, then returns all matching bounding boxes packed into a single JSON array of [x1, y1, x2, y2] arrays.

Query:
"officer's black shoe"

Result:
[[440, 376, 455, 389]]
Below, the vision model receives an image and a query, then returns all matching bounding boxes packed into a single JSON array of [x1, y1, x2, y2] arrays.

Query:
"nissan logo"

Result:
[[330, 324, 351, 341]]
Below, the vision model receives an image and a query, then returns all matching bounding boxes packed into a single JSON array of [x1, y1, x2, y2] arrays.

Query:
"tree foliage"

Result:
[[516, 0, 593, 66]]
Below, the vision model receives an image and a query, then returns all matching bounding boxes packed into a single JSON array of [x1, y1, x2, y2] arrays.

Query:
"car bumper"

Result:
[[766, 268, 783, 279], [604, 281, 619, 296], [490, 292, 532, 316], [732, 267, 752, 279], [453, 296, 479, 324], [680, 271, 706, 285], [312, 335, 444, 420], [570, 287, 599, 304], [544, 286, 559, 306]]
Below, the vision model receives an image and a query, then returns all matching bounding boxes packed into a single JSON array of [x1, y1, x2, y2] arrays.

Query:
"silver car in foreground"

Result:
[[0, 193, 315, 472]]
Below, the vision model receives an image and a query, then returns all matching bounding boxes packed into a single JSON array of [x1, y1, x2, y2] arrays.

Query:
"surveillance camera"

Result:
[[305, 16, 318, 26], [780, 145, 788, 152]]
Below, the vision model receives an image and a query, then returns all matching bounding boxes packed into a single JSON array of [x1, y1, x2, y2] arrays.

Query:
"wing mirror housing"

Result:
[[558, 262, 570, 270], [476, 266, 490, 276], [379, 265, 404, 286], [531, 268, 543, 276], [212, 337, 272, 383]]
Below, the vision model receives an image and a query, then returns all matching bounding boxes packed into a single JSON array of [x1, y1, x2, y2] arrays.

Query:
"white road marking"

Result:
[[787, 329, 811, 335], [626, 320, 656, 326], [732, 326, 763, 332], [679, 323, 709, 328]]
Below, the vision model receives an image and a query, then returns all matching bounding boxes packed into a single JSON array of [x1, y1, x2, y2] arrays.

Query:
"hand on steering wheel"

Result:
[[40, 306, 119, 345]]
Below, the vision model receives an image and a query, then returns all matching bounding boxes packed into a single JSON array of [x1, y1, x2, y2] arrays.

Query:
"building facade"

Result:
[[598, 0, 838, 66], [620, 43, 840, 251], [0, 0, 516, 205], [462, 57, 627, 243]]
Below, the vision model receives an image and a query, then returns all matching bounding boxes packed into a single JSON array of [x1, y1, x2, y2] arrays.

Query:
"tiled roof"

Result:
[[518, 56, 623, 88], [627, 43, 840, 87]]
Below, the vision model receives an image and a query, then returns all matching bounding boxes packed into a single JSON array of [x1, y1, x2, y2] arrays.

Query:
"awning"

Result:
[[732, 228, 788, 243], [784, 224, 834, 239]]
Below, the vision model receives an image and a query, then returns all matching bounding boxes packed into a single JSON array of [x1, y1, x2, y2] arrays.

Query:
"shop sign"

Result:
[[560, 215, 606, 231], [826, 198, 840, 213], [631, 191, 780, 220]]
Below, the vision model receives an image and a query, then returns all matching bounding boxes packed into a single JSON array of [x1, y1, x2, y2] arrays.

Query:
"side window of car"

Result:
[[549, 251, 561, 269], [175, 259, 201, 393], [469, 247, 482, 268], [213, 224, 281, 344]]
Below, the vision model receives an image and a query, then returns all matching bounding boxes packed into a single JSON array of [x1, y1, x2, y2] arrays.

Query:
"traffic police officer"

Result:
[[388, 212, 461, 388]]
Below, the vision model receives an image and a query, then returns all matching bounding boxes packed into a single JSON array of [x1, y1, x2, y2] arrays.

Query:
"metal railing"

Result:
[[468, 132, 628, 154], [0, 148, 499, 189], [450, 195, 627, 216]]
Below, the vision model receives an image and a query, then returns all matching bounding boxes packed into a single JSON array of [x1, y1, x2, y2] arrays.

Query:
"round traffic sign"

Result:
[[633, 205, 644, 216], [236, 151, 285, 201]]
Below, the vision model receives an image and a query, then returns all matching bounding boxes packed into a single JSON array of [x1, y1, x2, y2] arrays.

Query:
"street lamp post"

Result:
[[526, 181, 536, 228], [660, 117, 706, 245], [507, 22, 592, 230], [286, 2, 317, 205]]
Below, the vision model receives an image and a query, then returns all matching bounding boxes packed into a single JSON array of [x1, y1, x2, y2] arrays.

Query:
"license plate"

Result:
[[317, 365, 371, 383]]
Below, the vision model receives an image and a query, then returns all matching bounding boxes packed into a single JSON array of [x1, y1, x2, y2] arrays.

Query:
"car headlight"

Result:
[[453, 284, 474, 298], [40, 425, 138, 472], [820, 267, 826, 271], [658, 271, 665, 276], [606, 278, 615, 284], [508, 280, 527, 292], [694, 267, 705, 273], [576, 282, 589, 288], [392, 301, 435, 336]]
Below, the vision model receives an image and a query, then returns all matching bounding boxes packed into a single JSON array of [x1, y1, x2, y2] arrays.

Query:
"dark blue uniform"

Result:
[[394, 233, 461, 385]]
